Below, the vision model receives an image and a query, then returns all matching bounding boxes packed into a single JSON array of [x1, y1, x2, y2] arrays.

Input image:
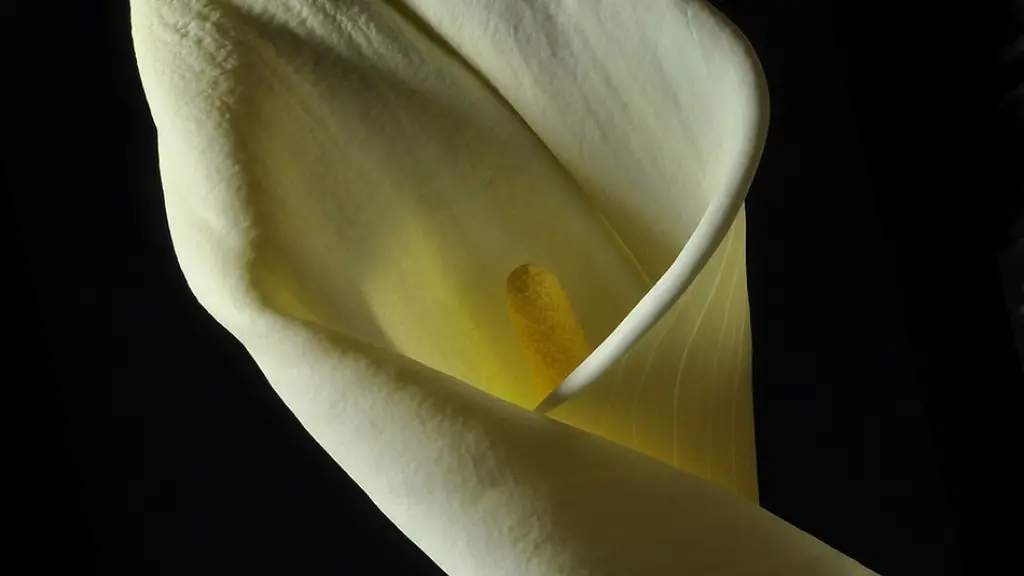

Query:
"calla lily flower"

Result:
[[133, 0, 877, 573]]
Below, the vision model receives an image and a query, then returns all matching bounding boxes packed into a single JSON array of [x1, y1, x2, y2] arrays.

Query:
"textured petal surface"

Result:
[[132, 0, 875, 573], [395, 1, 764, 497]]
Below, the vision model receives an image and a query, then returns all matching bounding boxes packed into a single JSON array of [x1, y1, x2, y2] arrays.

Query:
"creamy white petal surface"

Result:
[[133, 0, 876, 574]]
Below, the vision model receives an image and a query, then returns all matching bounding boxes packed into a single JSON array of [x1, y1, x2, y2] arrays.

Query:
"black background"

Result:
[[7, 0, 1022, 574]]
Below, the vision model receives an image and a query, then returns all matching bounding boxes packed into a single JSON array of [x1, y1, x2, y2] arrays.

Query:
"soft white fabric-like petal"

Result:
[[132, 0, 876, 573], [397, 2, 765, 496]]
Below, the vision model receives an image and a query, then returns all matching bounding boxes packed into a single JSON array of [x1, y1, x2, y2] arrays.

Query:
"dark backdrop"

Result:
[[7, 0, 1022, 574]]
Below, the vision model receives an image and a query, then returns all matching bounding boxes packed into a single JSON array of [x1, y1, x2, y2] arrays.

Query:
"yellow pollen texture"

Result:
[[505, 264, 593, 397]]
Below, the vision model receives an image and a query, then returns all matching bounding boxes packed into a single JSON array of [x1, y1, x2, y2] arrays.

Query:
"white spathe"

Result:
[[132, 0, 877, 574]]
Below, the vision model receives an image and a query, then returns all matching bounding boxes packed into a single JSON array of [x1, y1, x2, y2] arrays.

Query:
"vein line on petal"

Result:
[[599, 352, 629, 434], [671, 227, 736, 467], [707, 243, 742, 480], [730, 302, 749, 493], [630, 305, 684, 447]]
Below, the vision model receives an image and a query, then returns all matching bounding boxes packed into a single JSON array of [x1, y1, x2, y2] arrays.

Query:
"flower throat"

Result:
[[505, 264, 593, 397]]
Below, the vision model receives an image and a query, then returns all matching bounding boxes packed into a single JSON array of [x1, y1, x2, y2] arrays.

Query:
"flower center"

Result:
[[506, 264, 593, 397]]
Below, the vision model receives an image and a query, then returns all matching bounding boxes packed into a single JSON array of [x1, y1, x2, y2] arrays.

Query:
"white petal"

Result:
[[402, 0, 764, 274], [398, 0, 764, 498], [136, 0, 650, 409], [132, 0, 874, 574]]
